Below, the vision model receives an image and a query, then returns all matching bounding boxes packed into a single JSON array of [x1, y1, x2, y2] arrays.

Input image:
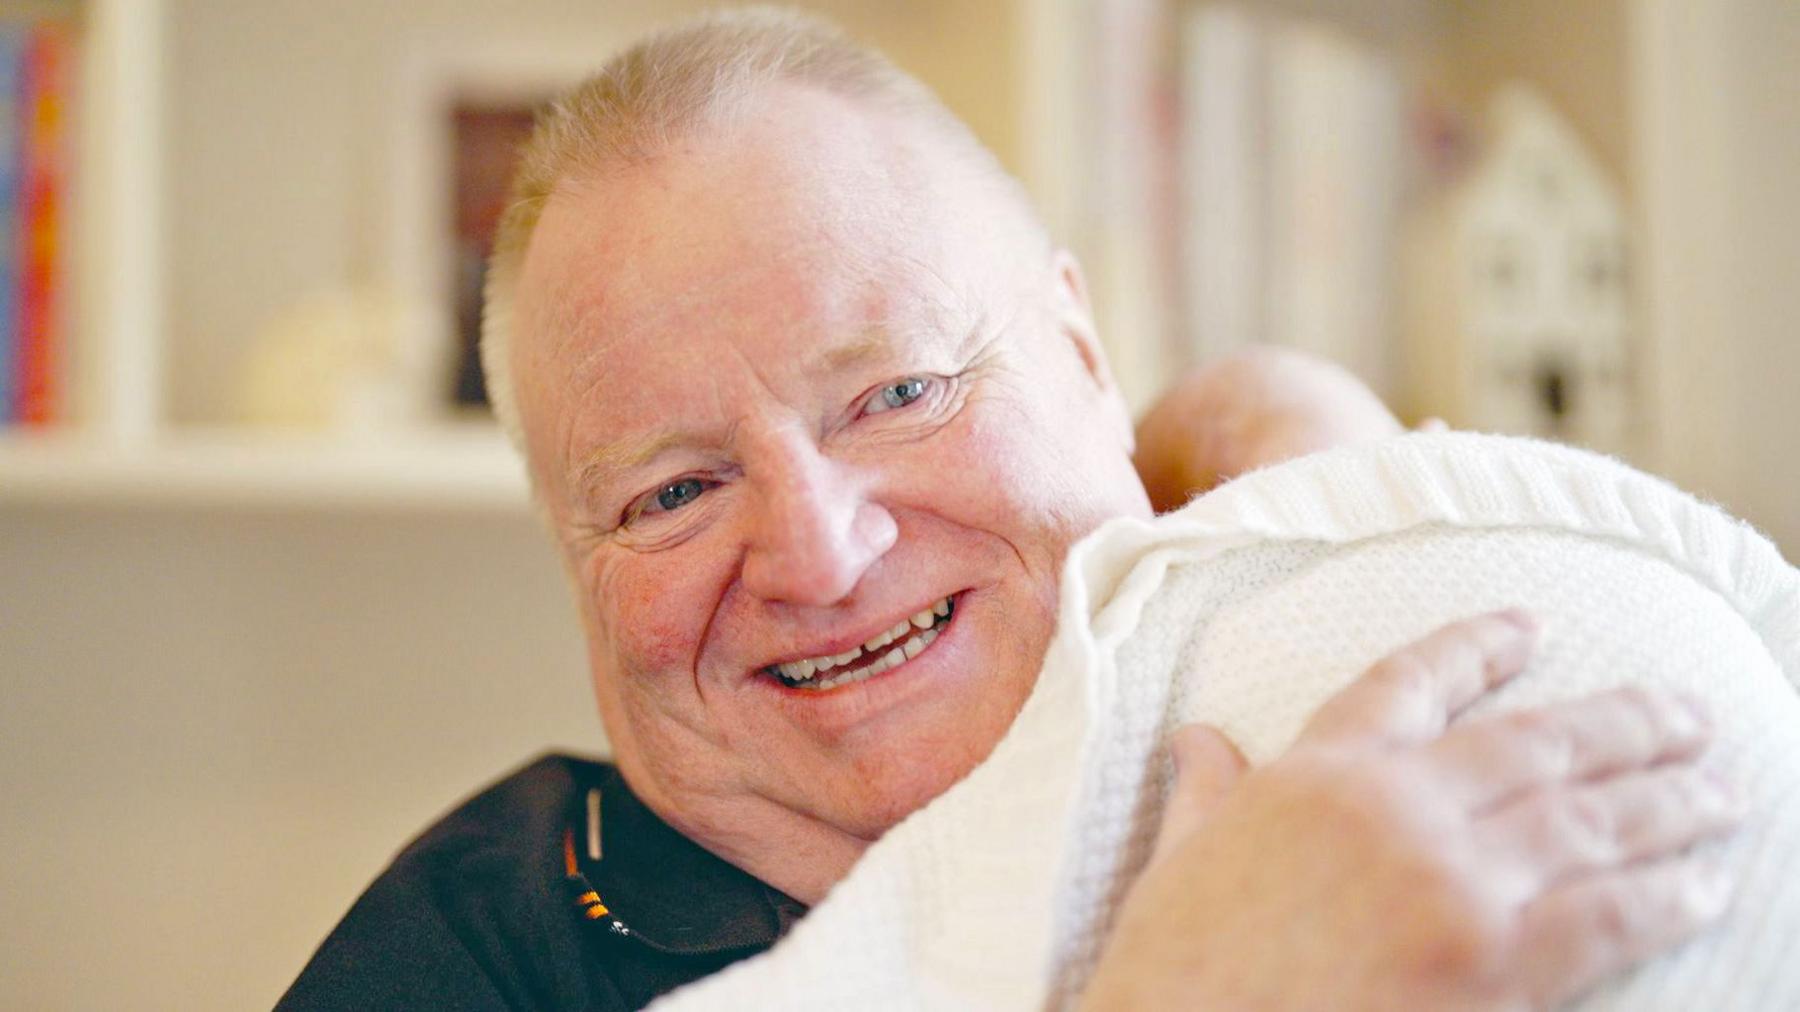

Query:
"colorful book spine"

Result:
[[16, 23, 68, 426], [0, 27, 21, 422]]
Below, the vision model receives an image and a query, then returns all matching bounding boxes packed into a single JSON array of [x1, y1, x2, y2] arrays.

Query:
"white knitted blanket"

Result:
[[654, 433, 1800, 1010]]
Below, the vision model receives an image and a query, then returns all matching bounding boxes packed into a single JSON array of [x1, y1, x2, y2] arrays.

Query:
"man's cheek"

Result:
[[593, 564, 707, 678], [958, 406, 1089, 518], [949, 406, 1054, 497]]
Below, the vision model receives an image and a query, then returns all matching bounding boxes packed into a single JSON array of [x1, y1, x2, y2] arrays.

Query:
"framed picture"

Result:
[[386, 34, 620, 420]]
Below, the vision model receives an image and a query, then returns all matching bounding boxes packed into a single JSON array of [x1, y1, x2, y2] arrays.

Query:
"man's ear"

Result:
[[1050, 250, 1136, 452]]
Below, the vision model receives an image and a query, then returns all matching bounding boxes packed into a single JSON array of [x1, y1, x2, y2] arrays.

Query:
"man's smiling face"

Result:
[[510, 84, 1149, 901]]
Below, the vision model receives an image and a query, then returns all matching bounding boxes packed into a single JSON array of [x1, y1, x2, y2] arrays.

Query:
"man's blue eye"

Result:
[[653, 478, 706, 513], [866, 377, 928, 415], [622, 475, 719, 528]]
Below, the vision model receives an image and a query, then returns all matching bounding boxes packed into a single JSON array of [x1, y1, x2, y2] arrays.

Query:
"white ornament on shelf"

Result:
[[1403, 85, 1634, 452], [235, 287, 428, 435]]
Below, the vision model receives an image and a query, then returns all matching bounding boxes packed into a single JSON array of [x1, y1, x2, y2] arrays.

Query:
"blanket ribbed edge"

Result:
[[1068, 431, 1798, 693]]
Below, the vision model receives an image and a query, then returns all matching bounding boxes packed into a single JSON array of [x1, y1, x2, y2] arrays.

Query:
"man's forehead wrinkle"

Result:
[[891, 248, 976, 334], [543, 289, 622, 386], [547, 243, 805, 434], [526, 167, 767, 375]]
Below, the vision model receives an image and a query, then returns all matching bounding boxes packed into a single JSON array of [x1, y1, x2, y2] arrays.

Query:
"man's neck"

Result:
[[620, 766, 873, 905], [701, 814, 870, 906]]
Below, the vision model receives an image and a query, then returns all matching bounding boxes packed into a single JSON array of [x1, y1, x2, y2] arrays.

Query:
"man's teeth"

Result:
[[770, 596, 954, 690]]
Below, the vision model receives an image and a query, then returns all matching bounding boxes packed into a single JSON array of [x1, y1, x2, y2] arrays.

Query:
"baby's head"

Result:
[[1135, 347, 1405, 513]]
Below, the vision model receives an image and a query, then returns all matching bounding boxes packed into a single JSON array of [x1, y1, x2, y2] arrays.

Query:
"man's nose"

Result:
[[740, 446, 897, 607]]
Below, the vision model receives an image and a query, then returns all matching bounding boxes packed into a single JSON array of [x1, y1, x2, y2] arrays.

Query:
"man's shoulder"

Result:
[[277, 753, 617, 1011], [392, 752, 598, 872]]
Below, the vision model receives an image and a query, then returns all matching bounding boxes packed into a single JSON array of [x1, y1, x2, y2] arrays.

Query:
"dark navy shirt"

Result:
[[278, 755, 805, 1010]]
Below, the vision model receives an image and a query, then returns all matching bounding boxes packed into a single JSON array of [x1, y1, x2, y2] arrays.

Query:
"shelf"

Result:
[[0, 427, 531, 510]]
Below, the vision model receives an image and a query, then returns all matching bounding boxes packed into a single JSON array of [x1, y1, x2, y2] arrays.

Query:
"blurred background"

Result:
[[0, 0, 1793, 1007]]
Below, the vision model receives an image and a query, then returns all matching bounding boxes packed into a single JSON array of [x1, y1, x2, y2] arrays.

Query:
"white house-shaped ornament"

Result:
[[1404, 85, 1633, 452]]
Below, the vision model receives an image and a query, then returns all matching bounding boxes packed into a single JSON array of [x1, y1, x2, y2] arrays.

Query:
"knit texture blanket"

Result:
[[653, 432, 1800, 1010]]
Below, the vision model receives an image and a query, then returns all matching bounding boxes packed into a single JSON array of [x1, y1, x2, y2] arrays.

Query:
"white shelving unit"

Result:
[[74, 0, 163, 447], [0, 0, 535, 510], [0, 426, 527, 507]]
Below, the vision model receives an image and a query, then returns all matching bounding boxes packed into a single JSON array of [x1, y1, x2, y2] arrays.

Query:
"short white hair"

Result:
[[479, 5, 1043, 456]]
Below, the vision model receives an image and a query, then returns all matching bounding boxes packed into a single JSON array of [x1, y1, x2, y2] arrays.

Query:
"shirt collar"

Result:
[[569, 763, 807, 955]]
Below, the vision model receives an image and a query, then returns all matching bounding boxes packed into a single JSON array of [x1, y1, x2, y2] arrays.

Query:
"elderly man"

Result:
[[281, 10, 1737, 1010]]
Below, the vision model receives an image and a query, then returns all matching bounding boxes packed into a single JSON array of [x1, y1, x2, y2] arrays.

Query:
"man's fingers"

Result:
[[1430, 685, 1713, 811], [1150, 725, 1248, 865], [1477, 766, 1746, 896], [1300, 610, 1537, 749], [1515, 855, 1735, 1008]]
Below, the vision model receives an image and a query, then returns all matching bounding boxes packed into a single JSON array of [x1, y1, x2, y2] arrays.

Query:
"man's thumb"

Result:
[[1151, 725, 1248, 863]]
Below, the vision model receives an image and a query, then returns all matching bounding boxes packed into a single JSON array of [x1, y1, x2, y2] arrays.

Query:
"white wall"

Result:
[[1634, 0, 1800, 555], [1713, 4, 1800, 555], [0, 506, 599, 1009]]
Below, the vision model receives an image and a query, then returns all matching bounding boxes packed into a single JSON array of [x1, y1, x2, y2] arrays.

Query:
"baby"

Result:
[[1133, 346, 1421, 512]]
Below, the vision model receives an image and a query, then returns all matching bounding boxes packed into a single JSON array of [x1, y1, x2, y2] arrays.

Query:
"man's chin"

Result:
[[801, 733, 1008, 840], [810, 662, 1045, 836]]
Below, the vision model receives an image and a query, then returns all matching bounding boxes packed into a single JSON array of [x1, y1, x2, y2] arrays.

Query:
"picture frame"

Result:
[[384, 33, 621, 421]]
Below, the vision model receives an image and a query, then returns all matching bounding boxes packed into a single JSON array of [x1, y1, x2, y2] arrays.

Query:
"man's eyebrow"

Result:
[[811, 329, 894, 374], [572, 430, 687, 495]]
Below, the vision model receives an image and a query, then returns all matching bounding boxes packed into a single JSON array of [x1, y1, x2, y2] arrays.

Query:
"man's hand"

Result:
[[1083, 611, 1745, 1011]]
